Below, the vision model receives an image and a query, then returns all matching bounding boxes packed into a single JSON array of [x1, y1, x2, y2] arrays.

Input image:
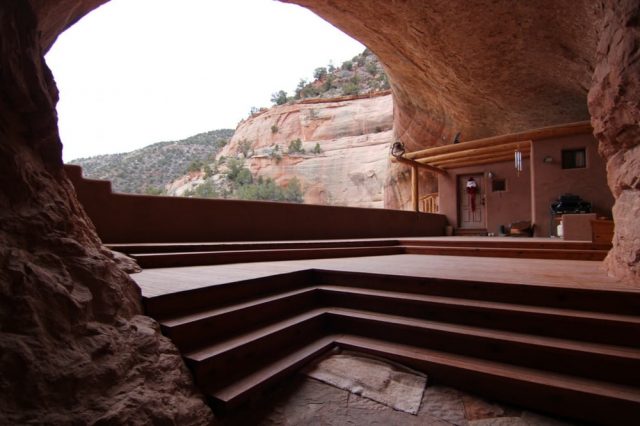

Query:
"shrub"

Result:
[[288, 138, 305, 154], [341, 60, 353, 71], [238, 139, 253, 158], [271, 124, 279, 134], [341, 82, 359, 96], [312, 143, 322, 154]]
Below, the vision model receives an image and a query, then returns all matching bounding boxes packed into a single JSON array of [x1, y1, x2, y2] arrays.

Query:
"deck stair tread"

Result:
[[207, 333, 640, 413], [208, 335, 337, 406], [132, 246, 402, 257], [160, 287, 316, 326], [184, 308, 325, 361], [178, 304, 640, 364], [334, 334, 640, 402], [325, 307, 640, 360], [108, 239, 400, 254], [318, 285, 640, 325]]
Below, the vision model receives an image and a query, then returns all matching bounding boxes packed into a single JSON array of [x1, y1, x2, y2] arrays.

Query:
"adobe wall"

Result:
[[66, 165, 447, 243], [531, 134, 613, 237], [438, 160, 532, 234]]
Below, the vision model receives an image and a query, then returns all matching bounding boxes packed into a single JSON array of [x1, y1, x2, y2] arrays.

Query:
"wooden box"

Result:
[[591, 219, 614, 244]]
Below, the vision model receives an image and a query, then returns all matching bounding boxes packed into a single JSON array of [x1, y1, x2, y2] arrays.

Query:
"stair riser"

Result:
[[110, 240, 399, 255], [134, 246, 404, 268], [337, 339, 639, 425], [331, 315, 639, 386], [400, 240, 611, 251], [162, 291, 318, 352], [321, 291, 640, 347], [314, 270, 640, 315], [188, 315, 327, 386], [404, 246, 607, 261], [143, 270, 311, 318]]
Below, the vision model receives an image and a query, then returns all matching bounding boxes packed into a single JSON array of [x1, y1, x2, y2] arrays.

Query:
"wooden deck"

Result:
[[134, 253, 635, 298], [130, 237, 640, 422]]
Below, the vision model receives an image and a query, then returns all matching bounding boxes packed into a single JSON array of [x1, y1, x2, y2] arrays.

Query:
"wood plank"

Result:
[[405, 121, 592, 160], [417, 141, 530, 164], [440, 152, 530, 169]]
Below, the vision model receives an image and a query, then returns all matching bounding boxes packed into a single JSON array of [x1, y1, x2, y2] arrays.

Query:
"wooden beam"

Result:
[[411, 165, 419, 212], [405, 121, 592, 160], [432, 146, 531, 167], [417, 141, 531, 164], [441, 152, 531, 169], [391, 156, 447, 175]]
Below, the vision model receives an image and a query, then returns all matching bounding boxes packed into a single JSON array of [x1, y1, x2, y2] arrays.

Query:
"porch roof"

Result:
[[404, 121, 592, 170]]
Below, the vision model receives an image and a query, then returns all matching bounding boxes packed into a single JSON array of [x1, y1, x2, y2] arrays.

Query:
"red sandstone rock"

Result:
[[1, 2, 640, 424], [588, 0, 640, 282], [0, 2, 213, 424]]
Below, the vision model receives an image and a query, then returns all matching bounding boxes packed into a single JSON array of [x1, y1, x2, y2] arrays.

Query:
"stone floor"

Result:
[[220, 374, 575, 426]]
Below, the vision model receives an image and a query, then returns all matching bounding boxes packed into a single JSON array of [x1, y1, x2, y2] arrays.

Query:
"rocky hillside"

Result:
[[271, 48, 390, 104], [68, 129, 234, 194], [167, 92, 393, 208]]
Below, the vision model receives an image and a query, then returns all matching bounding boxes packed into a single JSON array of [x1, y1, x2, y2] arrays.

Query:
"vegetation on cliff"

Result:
[[69, 129, 234, 194], [270, 48, 389, 105]]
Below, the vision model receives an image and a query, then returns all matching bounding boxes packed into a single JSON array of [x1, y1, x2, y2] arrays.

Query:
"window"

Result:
[[562, 148, 586, 169], [492, 178, 506, 192]]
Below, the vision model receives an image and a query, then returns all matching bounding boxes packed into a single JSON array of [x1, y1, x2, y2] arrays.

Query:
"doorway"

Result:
[[458, 174, 486, 229]]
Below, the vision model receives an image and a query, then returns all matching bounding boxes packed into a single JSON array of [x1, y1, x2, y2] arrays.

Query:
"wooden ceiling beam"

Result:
[[417, 141, 531, 164], [404, 121, 591, 160], [440, 152, 531, 169], [432, 147, 530, 167], [390, 155, 448, 175]]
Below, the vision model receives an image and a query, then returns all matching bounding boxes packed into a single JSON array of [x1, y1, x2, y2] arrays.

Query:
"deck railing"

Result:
[[420, 193, 439, 213]]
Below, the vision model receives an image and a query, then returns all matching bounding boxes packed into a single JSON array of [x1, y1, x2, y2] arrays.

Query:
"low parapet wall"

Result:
[[65, 165, 447, 244]]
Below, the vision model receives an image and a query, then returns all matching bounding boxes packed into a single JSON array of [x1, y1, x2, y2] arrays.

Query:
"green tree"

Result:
[[312, 143, 322, 154], [313, 67, 328, 80], [271, 124, 279, 134], [271, 90, 288, 105], [341, 60, 353, 71]]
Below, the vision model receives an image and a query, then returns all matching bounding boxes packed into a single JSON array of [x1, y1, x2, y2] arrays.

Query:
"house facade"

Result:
[[411, 122, 614, 237]]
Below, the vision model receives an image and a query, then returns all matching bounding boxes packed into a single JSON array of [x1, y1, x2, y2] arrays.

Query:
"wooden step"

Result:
[[335, 334, 640, 425], [206, 335, 337, 413], [318, 285, 640, 347], [144, 270, 312, 318], [313, 270, 640, 315], [132, 245, 404, 268], [403, 245, 608, 260], [108, 239, 400, 255], [325, 308, 640, 386], [398, 238, 611, 251], [454, 228, 488, 236], [161, 287, 318, 352], [184, 309, 327, 382]]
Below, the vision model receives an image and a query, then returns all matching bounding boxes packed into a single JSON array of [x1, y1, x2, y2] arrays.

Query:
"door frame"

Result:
[[457, 173, 487, 229]]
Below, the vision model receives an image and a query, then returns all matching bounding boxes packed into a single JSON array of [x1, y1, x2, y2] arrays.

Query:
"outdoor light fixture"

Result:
[[487, 171, 494, 179], [543, 156, 553, 163], [390, 141, 406, 158]]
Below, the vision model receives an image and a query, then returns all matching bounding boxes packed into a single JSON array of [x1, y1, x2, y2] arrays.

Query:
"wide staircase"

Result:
[[141, 267, 640, 424], [111, 237, 610, 268]]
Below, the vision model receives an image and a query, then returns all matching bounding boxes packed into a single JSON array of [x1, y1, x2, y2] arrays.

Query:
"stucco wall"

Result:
[[438, 160, 532, 234], [65, 165, 447, 243], [531, 134, 613, 237]]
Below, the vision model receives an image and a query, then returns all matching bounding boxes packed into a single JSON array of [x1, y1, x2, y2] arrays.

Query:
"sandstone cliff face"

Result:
[[179, 94, 394, 207], [0, 2, 213, 424], [2, 1, 640, 424], [588, 0, 640, 282]]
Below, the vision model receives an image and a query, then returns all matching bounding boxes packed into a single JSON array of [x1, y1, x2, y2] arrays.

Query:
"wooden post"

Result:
[[411, 165, 419, 212]]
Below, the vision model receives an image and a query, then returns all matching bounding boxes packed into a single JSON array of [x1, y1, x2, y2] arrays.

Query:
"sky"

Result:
[[45, 0, 364, 162]]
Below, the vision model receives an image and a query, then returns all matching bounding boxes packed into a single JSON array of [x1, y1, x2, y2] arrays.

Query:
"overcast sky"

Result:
[[45, 0, 364, 162]]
